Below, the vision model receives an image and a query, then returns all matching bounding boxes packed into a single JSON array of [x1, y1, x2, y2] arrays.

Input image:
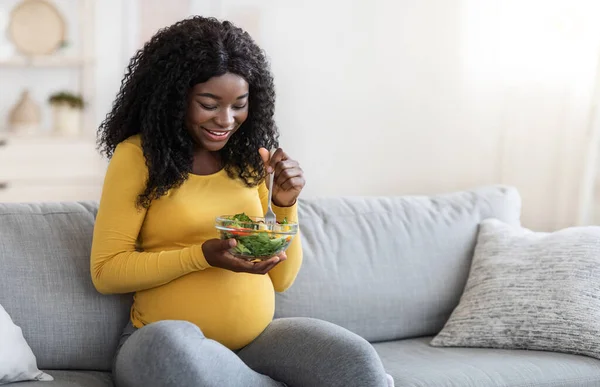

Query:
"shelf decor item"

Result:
[[8, 89, 41, 134], [48, 91, 84, 136], [8, 0, 66, 56], [0, 7, 15, 60]]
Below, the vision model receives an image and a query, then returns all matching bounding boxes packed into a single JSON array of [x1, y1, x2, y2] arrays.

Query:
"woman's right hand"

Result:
[[202, 239, 286, 274]]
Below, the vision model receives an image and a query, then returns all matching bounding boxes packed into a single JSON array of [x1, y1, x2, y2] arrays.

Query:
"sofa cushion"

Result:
[[374, 337, 600, 387], [0, 303, 53, 383], [275, 186, 521, 342], [13, 370, 113, 387], [431, 219, 600, 360], [0, 202, 131, 371]]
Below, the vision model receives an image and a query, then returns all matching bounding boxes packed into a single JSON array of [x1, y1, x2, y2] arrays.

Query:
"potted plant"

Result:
[[48, 91, 84, 136]]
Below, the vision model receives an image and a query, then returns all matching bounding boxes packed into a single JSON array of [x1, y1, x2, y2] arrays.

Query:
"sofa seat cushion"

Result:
[[10, 371, 113, 387], [374, 337, 600, 387]]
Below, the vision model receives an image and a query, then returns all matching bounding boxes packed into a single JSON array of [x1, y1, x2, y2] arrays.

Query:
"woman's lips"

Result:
[[202, 127, 233, 141]]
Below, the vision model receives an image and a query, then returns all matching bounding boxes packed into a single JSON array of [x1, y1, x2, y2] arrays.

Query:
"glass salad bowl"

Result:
[[215, 213, 298, 261]]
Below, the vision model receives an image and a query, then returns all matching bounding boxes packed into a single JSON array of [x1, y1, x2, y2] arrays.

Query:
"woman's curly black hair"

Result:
[[97, 16, 278, 208]]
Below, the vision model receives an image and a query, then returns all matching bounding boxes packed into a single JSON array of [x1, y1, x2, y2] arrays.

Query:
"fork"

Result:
[[265, 150, 276, 227]]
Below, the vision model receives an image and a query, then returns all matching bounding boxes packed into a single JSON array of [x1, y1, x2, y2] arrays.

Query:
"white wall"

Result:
[[93, 0, 128, 131], [2, 0, 600, 231], [215, 0, 600, 230]]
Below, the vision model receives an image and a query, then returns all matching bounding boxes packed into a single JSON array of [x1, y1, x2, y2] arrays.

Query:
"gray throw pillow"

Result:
[[430, 218, 600, 360]]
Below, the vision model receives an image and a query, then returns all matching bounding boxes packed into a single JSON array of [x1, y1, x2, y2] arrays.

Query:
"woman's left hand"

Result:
[[259, 148, 305, 207]]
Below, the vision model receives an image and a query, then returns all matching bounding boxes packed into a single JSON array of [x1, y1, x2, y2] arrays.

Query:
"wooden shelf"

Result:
[[0, 56, 90, 67], [0, 131, 97, 144]]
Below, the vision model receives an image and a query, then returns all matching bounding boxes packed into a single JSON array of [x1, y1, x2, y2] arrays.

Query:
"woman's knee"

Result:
[[270, 317, 373, 350], [140, 320, 203, 340], [114, 320, 205, 385], [115, 320, 281, 387], [125, 320, 201, 352], [245, 318, 387, 387], [264, 318, 387, 384], [298, 318, 380, 361]]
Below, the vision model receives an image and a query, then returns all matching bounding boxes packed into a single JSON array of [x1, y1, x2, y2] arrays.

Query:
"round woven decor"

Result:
[[8, 0, 65, 55]]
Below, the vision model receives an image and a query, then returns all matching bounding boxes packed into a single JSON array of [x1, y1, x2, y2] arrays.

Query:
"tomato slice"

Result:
[[229, 227, 253, 237]]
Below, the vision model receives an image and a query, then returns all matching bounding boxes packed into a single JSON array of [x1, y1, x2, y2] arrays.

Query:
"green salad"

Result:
[[223, 213, 292, 258]]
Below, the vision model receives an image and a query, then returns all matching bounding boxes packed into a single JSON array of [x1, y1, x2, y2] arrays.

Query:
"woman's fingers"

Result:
[[274, 163, 302, 188], [251, 256, 278, 274], [245, 253, 287, 274], [259, 148, 288, 174], [226, 254, 259, 272], [278, 176, 306, 191], [258, 147, 271, 171]]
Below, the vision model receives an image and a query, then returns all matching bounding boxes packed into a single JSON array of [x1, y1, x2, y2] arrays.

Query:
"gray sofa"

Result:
[[1, 185, 600, 387]]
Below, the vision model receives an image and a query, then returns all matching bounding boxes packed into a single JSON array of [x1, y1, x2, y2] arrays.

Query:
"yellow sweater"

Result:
[[90, 135, 302, 350]]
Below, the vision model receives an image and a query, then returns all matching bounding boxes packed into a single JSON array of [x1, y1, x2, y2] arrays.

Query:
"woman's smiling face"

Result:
[[186, 72, 250, 151]]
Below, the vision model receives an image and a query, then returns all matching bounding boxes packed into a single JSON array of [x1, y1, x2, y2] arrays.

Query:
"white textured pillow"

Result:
[[0, 304, 53, 384], [431, 219, 600, 359]]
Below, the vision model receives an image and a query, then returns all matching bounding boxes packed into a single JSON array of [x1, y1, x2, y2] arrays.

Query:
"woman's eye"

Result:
[[233, 103, 247, 110], [199, 102, 217, 110]]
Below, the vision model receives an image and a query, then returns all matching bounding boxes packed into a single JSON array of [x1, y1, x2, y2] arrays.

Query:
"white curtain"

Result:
[[460, 0, 600, 230]]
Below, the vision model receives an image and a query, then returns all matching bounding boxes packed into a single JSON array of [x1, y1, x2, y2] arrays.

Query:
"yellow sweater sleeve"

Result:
[[90, 140, 210, 295], [259, 182, 303, 292]]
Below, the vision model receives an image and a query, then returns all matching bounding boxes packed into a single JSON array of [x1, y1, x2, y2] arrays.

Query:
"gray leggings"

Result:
[[113, 318, 389, 387]]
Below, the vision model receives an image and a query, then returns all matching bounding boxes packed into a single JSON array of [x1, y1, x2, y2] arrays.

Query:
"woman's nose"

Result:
[[215, 108, 235, 128]]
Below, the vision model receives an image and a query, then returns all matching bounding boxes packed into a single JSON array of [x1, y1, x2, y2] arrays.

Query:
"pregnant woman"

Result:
[[90, 16, 392, 387]]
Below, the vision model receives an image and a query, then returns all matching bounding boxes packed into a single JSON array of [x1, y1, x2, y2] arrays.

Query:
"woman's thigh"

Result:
[[237, 317, 388, 387], [113, 320, 283, 387]]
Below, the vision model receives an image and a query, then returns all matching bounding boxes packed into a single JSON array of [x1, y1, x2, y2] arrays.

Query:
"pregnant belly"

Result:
[[131, 268, 275, 350]]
